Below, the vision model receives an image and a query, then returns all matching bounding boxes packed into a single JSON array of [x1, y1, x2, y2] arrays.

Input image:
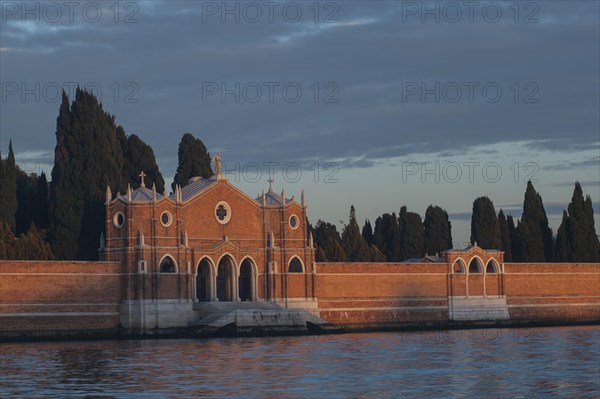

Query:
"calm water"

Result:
[[1, 326, 598, 398]]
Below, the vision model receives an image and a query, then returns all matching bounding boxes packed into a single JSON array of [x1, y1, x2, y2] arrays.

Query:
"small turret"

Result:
[[106, 185, 112, 204]]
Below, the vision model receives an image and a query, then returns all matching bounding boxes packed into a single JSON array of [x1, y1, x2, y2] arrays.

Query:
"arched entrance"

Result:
[[238, 258, 256, 301], [217, 255, 236, 302], [196, 258, 213, 302]]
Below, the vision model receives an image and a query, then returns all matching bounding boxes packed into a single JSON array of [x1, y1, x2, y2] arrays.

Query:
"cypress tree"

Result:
[[380, 213, 401, 261], [507, 215, 522, 262], [557, 182, 600, 261], [341, 205, 371, 262], [0, 141, 18, 232], [470, 196, 501, 249], [314, 220, 348, 262], [15, 168, 37, 236], [554, 211, 569, 262], [362, 219, 374, 246], [369, 245, 387, 262], [36, 172, 49, 229], [373, 216, 384, 254], [49, 89, 124, 260], [120, 130, 165, 193], [0, 221, 53, 260], [398, 206, 425, 260], [173, 133, 212, 190], [517, 181, 554, 261], [497, 209, 513, 262], [424, 205, 452, 255]]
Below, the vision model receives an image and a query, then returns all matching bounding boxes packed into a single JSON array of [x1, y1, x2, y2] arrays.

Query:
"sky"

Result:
[[1, 0, 599, 246]]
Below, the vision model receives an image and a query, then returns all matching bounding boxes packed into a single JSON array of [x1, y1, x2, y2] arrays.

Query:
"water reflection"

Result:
[[1, 326, 598, 398]]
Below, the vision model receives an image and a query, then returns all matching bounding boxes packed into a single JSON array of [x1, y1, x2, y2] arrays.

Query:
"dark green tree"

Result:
[[362, 219, 374, 246], [15, 168, 38, 235], [554, 211, 569, 262], [517, 181, 554, 261], [172, 133, 212, 191], [470, 196, 501, 249], [49, 89, 124, 260], [373, 216, 384, 253], [118, 129, 165, 193], [369, 244, 387, 262], [556, 182, 600, 261], [314, 220, 347, 262], [0, 141, 18, 232], [36, 172, 49, 229], [497, 209, 513, 262], [424, 205, 452, 255], [0, 221, 53, 260], [379, 213, 401, 261], [398, 206, 425, 260], [341, 205, 371, 262], [507, 215, 522, 262]]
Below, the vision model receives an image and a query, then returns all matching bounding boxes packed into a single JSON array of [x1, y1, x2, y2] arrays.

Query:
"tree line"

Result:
[[310, 181, 599, 263], [0, 88, 598, 262]]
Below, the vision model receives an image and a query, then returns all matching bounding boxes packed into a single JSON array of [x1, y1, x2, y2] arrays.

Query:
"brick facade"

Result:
[[0, 172, 598, 338]]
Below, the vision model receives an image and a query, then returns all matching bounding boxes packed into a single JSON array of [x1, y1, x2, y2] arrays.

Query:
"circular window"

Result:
[[289, 214, 299, 230], [113, 212, 125, 228], [160, 211, 172, 227], [215, 201, 231, 224]]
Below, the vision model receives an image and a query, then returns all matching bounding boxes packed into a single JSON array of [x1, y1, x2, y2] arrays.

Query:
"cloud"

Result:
[[0, 0, 598, 182]]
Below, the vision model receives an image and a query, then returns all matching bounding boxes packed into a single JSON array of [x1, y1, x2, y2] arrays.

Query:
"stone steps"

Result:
[[194, 301, 335, 333]]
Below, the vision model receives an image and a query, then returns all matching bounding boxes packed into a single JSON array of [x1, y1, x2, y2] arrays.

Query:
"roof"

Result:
[[442, 243, 503, 255], [178, 176, 217, 202], [405, 255, 444, 263], [118, 186, 164, 203], [255, 188, 294, 206]]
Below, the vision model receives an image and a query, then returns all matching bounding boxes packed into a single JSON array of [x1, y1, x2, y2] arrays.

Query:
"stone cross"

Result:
[[139, 171, 146, 188]]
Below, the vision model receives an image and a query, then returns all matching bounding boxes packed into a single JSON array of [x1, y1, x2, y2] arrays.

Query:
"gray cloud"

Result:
[[1, 0, 598, 181]]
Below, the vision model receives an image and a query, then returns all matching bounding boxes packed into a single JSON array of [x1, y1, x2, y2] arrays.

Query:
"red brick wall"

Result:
[[504, 263, 600, 321], [315, 262, 449, 326], [0, 261, 122, 336], [316, 261, 600, 327]]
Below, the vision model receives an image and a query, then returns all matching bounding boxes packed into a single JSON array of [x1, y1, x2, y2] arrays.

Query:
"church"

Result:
[[2, 156, 597, 340], [101, 155, 319, 330]]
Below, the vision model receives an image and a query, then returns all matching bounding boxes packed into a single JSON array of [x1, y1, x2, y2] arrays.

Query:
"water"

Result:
[[1, 326, 598, 398]]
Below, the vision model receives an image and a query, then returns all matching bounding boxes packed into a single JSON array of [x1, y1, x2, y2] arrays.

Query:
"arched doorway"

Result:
[[196, 258, 213, 302], [238, 258, 255, 301], [217, 255, 236, 302]]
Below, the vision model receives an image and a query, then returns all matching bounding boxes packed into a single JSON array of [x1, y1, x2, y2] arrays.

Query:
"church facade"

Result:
[[2, 157, 598, 340], [101, 158, 317, 329]]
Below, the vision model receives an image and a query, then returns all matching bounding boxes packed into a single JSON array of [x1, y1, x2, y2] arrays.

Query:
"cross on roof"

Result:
[[267, 177, 273, 192], [139, 171, 146, 188]]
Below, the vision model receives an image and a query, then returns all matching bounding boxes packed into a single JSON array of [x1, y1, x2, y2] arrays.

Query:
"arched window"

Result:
[[468, 258, 483, 274], [288, 257, 303, 273], [159, 256, 176, 273], [453, 260, 465, 274], [486, 260, 499, 273]]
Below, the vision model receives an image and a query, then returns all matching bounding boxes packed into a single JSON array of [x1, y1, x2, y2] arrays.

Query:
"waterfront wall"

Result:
[[0, 261, 122, 339], [315, 262, 449, 327], [503, 263, 600, 323], [1, 260, 598, 340], [315, 262, 600, 328]]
